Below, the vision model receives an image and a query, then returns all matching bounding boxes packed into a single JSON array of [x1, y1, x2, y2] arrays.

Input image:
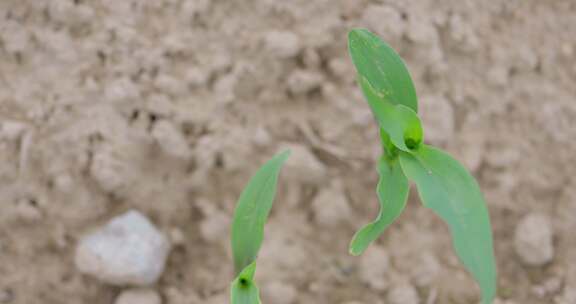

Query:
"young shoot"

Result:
[[347, 28, 497, 304], [230, 150, 290, 304]]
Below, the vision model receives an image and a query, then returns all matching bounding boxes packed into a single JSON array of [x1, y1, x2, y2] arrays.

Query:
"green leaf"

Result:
[[348, 28, 418, 112], [231, 262, 261, 304], [398, 145, 497, 304], [231, 150, 291, 274], [359, 76, 423, 152], [349, 155, 409, 256]]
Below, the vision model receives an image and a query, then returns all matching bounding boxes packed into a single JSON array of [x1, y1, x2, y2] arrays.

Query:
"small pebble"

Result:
[[115, 289, 161, 304], [75, 210, 171, 286], [514, 213, 554, 266]]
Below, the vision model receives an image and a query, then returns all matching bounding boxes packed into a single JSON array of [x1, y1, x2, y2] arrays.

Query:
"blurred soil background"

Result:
[[0, 0, 575, 303]]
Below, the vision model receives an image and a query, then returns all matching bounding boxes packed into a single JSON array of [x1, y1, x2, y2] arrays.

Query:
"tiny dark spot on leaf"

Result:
[[405, 138, 419, 150], [239, 278, 249, 287]]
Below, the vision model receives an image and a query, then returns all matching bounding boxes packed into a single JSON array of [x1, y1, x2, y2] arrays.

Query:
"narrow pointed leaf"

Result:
[[231, 262, 261, 304], [399, 145, 497, 304], [348, 28, 418, 112], [350, 156, 409, 256], [231, 150, 290, 274], [359, 76, 423, 152]]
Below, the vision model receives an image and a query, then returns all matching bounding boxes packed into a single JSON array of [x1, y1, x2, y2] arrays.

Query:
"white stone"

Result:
[[75, 210, 171, 286], [115, 289, 161, 304], [359, 245, 390, 291], [514, 213, 554, 266], [387, 283, 420, 304], [311, 185, 351, 227], [264, 30, 301, 58], [261, 281, 297, 304]]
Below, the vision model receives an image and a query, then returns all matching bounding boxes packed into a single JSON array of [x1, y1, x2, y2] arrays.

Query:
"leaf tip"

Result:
[[349, 246, 362, 256], [348, 236, 366, 256], [278, 149, 291, 159]]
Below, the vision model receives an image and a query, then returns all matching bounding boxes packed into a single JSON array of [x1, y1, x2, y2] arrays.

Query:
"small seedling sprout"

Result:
[[228, 29, 496, 304], [347, 28, 497, 304], [230, 150, 290, 304]]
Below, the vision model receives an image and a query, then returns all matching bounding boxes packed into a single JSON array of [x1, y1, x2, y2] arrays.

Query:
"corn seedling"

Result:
[[230, 150, 290, 304], [347, 28, 497, 304]]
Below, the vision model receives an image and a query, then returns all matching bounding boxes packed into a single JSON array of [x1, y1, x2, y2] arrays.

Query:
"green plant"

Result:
[[230, 150, 290, 304], [347, 29, 497, 304]]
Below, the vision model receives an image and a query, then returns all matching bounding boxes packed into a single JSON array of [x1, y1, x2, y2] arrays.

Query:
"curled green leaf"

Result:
[[359, 76, 423, 152], [399, 145, 497, 304], [348, 28, 418, 112], [231, 150, 290, 274], [231, 262, 261, 304], [349, 155, 409, 256]]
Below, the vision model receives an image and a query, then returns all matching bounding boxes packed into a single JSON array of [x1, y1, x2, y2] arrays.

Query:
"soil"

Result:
[[1, 0, 575, 303]]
